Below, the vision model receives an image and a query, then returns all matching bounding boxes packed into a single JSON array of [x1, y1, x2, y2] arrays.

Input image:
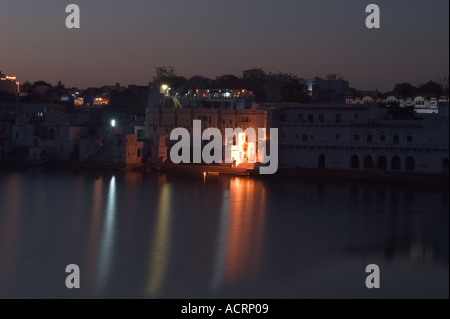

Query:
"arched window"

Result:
[[405, 157, 415, 171], [378, 156, 387, 170], [443, 158, 449, 174], [364, 155, 373, 169], [392, 156, 401, 170], [350, 155, 359, 169], [318, 154, 326, 169]]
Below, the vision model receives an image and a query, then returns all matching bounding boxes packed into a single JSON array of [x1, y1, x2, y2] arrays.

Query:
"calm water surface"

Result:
[[0, 167, 448, 298]]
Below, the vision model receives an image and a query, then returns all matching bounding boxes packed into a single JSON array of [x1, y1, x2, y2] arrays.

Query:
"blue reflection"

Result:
[[95, 176, 117, 294]]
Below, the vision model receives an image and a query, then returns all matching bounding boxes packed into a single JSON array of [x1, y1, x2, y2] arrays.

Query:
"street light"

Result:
[[111, 119, 116, 127]]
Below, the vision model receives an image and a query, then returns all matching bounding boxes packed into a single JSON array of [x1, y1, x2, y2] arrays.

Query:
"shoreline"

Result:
[[1, 159, 448, 188]]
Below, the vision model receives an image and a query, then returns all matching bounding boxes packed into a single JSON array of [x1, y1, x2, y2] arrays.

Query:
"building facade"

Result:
[[277, 104, 449, 174]]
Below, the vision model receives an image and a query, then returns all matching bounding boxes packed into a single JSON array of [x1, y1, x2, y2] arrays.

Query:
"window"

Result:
[[336, 134, 340, 141], [367, 135, 373, 143], [335, 114, 342, 123], [302, 135, 308, 141], [354, 135, 360, 141], [407, 136, 413, 142], [296, 134, 299, 139], [393, 135, 400, 144], [380, 135, 386, 142], [318, 114, 324, 123], [298, 113, 304, 122], [308, 114, 314, 123], [354, 113, 359, 119]]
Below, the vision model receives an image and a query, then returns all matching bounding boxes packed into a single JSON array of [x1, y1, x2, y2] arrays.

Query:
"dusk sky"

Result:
[[0, 0, 448, 91]]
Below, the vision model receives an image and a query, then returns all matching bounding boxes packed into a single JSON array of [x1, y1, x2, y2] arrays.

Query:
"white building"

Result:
[[277, 104, 449, 174]]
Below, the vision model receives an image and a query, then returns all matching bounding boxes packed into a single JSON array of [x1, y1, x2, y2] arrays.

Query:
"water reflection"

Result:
[[0, 168, 447, 298], [83, 176, 103, 293], [146, 181, 171, 298], [95, 176, 117, 295], [0, 174, 22, 296], [212, 178, 266, 289]]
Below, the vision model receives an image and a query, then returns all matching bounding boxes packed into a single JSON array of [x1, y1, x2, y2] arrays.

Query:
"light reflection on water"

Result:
[[0, 168, 448, 298]]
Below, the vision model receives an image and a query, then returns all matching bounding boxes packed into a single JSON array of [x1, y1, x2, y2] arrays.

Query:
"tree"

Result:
[[418, 81, 442, 96], [153, 66, 176, 84], [33, 80, 52, 88], [186, 75, 213, 89], [280, 79, 310, 103], [241, 68, 268, 102], [153, 66, 187, 92], [394, 83, 417, 98], [438, 77, 449, 98], [215, 74, 242, 88]]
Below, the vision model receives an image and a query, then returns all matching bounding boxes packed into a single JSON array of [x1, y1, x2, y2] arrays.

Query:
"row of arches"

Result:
[[349, 155, 416, 171], [316, 154, 421, 171], [315, 154, 450, 173]]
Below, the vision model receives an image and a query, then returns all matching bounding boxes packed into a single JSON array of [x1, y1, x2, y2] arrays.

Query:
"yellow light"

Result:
[[161, 85, 168, 90]]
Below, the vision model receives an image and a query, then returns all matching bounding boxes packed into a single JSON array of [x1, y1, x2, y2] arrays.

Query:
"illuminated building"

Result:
[[146, 107, 268, 167], [0, 72, 19, 95]]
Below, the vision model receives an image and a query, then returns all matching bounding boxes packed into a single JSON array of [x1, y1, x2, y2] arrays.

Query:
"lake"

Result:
[[0, 167, 448, 298]]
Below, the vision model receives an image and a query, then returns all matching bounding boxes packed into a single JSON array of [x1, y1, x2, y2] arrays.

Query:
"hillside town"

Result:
[[0, 69, 448, 178]]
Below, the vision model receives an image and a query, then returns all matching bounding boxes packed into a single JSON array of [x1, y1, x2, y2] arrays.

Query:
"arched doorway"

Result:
[[392, 156, 401, 170], [364, 155, 373, 169], [350, 155, 360, 169], [318, 154, 326, 169], [378, 156, 387, 170], [405, 156, 415, 171], [442, 158, 449, 174]]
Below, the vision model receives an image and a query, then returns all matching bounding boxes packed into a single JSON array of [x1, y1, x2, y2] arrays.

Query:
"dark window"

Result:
[[354, 113, 359, 119], [350, 155, 360, 169], [367, 135, 373, 143], [392, 156, 401, 170], [442, 158, 449, 174], [336, 134, 340, 141], [302, 135, 308, 141], [407, 136, 413, 142], [298, 114, 304, 122], [378, 156, 387, 170], [393, 135, 400, 144], [318, 114, 324, 123], [405, 157, 415, 171], [364, 156, 373, 169], [335, 114, 342, 123], [318, 154, 326, 169], [354, 135, 360, 141], [380, 135, 386, 142], [308, 114, 314, 123]]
